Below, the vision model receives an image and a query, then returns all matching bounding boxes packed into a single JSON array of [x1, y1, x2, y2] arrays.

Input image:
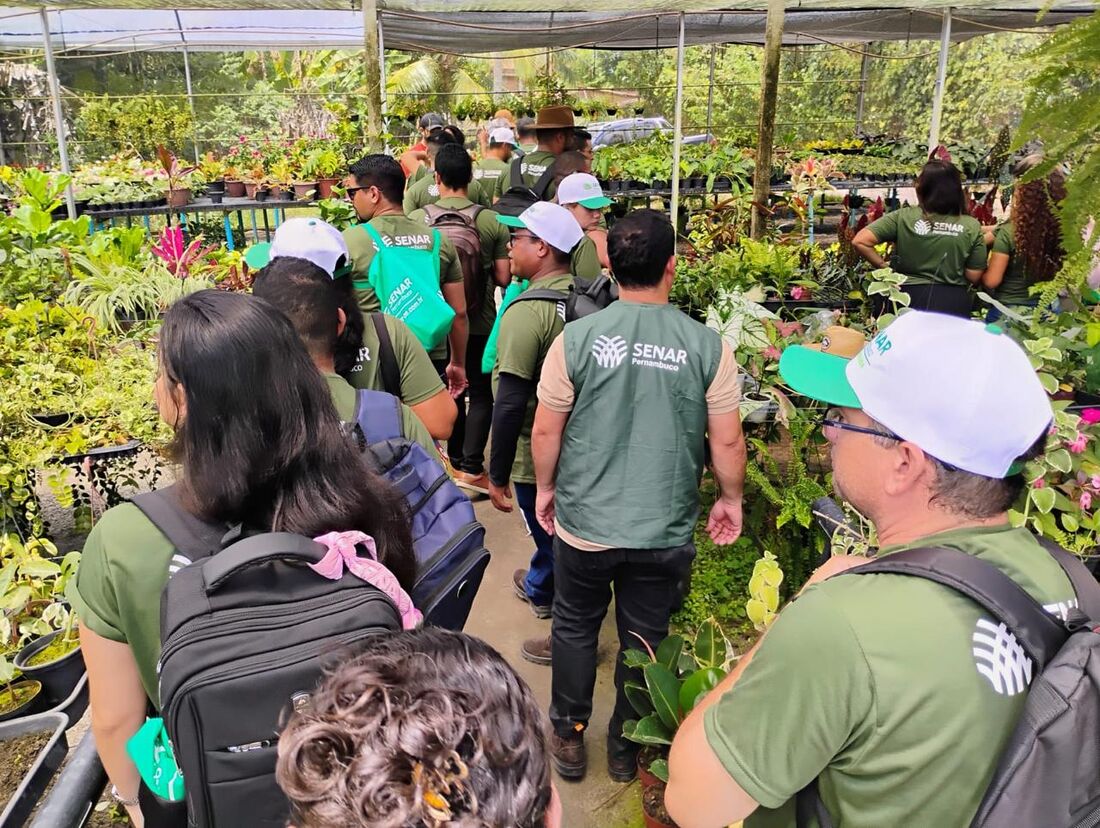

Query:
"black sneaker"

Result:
[[551, 731, 587, 780], [607, 752, 638, 783]]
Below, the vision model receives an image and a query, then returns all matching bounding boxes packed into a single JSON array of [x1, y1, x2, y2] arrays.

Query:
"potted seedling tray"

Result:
[[0, 712, 68, 828]]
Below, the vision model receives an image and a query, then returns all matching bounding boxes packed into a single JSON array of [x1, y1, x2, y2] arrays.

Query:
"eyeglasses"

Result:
[[509, 232, 539, 245], [818, 408, 901, 442]]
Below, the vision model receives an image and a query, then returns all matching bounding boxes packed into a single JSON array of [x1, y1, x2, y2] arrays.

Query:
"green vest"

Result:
[[556, 302, 722, 549]]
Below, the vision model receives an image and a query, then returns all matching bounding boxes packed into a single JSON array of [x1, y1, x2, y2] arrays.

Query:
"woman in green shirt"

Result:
[[982, 166, 1066, 321], [853, 160, 987, 317], [69, 290, 415, 823]]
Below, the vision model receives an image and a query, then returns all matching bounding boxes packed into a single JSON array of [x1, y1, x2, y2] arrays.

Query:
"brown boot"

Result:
[[521, 634, 552, 665], [550, 730, 587, 780]]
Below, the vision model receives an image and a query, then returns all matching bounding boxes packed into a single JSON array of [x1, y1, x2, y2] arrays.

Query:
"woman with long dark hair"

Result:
[[853, 159, 988, 316], [68, 290, 415, 825], [982, 163, 1066, 317]]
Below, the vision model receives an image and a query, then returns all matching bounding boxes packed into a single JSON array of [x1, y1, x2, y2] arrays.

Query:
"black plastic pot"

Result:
[[713, 176, 732, 191], [651, 179, 669, 190], [688, 176, 705, 189], [30, 413, 75, 428], [254, 188, 270, 202], [0, 712, 68, 828], [42, 673, 88, 732], [209, 192, 224, 204], [0, 681, 44, 724], [15, 632, 83, 709], [627, 179, 645, 191], [206, 179, 226, 194]]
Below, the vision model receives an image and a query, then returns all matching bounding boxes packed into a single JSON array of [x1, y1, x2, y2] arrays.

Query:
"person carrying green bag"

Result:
[[342, 153, 468, 396], [482, 278, 529, 374]]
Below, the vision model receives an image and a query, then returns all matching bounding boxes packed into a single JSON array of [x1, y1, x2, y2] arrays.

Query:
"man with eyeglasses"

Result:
[[485, 202, 581, 626], [665, 312, 1081, 828]]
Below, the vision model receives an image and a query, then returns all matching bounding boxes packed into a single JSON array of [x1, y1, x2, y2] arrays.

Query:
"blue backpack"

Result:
[[352, 389, 490, 631]]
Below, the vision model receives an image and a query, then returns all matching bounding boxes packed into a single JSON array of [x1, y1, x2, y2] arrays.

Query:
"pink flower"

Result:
[[1068, 433, 1089, 453], [791, 286, 811, 300], [1033, 478, 1046, 489], [1081, 491, 1093, 511], [763, 345, 782, 361], [773, 320, 803, 338], [1080, 408, 1100, 425]]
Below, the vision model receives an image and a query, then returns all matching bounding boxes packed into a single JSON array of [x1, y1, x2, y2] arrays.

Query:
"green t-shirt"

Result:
[[406, 164, 430, 189], [343, 214, 464, 361], [474, 157, 509, 193], [346, 312, 444, 406], [409, 196, 509, 337], [990, 221, 1032, 305], [402, 175, 492, 214], [496, 150, 558, 200], [867, 205, 987, 286], [323, 372, 436, 456], [571, 235, 603, 282], [492, 272, 572, 483], [704, 524, 1076, 828]]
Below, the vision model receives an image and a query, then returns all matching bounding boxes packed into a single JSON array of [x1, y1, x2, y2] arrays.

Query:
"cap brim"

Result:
[[243, 242, 272, 271], [497, 215, 527, 229], [578, 196, 612, 209], [778, 346, 862, 409]]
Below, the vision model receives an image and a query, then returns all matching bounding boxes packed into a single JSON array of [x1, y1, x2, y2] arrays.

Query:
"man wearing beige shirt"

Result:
[[530, 209, 747, 784]]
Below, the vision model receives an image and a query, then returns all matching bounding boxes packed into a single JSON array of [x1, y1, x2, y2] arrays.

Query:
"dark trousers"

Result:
[[434, 335, 493, 473], [900, 283, 974, 317], [514, 482, 555, 606], [549, 536, 696, 763]]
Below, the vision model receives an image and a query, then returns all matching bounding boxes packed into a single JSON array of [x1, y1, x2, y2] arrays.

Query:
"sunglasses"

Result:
[[345, 185, 369, 199]]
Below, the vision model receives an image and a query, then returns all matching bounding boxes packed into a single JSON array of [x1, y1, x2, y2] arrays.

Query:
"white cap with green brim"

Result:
[[556, 172, 612, 209], [243, 217, 350, 277], [779, 311, 1052, 479], [498, 201, 584, 255]]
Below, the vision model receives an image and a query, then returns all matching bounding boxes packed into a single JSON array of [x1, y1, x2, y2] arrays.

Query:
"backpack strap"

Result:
[[369, 312, 402, 399], [422, 203, 442, 223], [532, 164, 556, 200], [1035, 536, 1100, 620], [509, 288, 570, 306], [354, 389, 404, 445], [462, 204, 485, 223], [509, 156, 523, 189], [848, 546, 1068, 666], [131, 487, 229, 563], [360, 222, 387, 249]]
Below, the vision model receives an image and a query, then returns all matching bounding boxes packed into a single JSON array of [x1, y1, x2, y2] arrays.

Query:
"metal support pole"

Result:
[[361, 0, 384, 148], [670, 13, 686, 233], [377, 16, 387, 116], [855, 46, 871, 135], [927, 9, 952, 155], [39, 9, 75, 220], [705, 44, 716, 139], [750, 0, 785, 239], [174, 12, 199, 162]]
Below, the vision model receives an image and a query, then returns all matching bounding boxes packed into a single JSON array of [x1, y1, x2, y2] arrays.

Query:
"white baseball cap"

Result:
[[243, 217, 350, 277], [489, 127, 517, 146], [557, 172, 612, 209], [498, 201, 584, 254], [779, 311, 1052, 478]]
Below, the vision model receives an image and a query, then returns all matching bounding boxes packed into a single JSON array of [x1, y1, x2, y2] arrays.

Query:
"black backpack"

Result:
[[494, 156, 556, 217], [797, 542, 1100, 828], [508, 272, 618, 323], [132, 488, 403, 828]]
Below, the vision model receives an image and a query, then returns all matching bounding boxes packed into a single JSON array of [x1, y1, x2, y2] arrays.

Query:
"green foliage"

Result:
[[74, 94, 193, 159]]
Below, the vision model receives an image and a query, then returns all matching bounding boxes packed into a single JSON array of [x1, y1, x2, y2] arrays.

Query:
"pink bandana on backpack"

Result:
[[310, 531, 422, 630]]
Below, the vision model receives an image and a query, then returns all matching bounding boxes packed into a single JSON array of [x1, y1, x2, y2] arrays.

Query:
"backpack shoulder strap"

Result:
[[532, 164, 556, 199], [361, 222, 386, 249], [370, 312, 402, 399], [848, 547, 1068, 666], [509, 288, 570, 306], [354, 388, 403, 445], [509, 156, 524, 188], [422, 203, 442, 223], [460, 203, 484, 223], [1034, 536, 1100, 620], [131, 487, 226, 563]]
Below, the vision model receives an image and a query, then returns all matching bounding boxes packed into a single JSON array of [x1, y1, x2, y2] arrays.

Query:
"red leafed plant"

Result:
[[152, 225, 216, 279], [966, 187, 999, 225], [156, 145, 197, 191]]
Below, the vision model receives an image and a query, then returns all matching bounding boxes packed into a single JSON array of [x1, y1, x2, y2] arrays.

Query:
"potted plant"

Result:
[[242, 162, 268, 200], [197, 153, 226, 196], [268, 158, 295, 202], [622, 619, 731, 827], [156, 145, 197, 208], [15, 605, 84, 708], [304, 144, 344, 199], [0, 657, 42, 723]]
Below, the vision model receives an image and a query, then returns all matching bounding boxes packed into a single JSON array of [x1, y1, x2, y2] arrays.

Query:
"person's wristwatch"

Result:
[[110, 784, 140, 807]]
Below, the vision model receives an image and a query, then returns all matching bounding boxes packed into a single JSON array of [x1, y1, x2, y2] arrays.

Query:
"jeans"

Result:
[[549, 537, 696, 763], [514, 482, 555, 606]]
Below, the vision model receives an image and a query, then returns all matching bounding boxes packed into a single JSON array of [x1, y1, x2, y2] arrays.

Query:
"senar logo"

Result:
[[592, 335, 629, 368], [913, 218, 932, 236]]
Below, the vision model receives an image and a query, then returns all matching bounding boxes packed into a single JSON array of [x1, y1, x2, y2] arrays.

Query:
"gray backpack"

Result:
[[798, 542, 1100, 828]]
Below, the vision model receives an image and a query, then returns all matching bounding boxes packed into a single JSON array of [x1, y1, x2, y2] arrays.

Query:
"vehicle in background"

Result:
[[588, 117, 714, 148]]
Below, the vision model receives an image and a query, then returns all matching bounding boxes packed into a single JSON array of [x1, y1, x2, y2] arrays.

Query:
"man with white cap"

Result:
[[557, 171, 611, 274], [487, 201, 583, 623], [666, 312, 1082, 828], [245, 217, 457, 441], [475, 126, 517, 192]]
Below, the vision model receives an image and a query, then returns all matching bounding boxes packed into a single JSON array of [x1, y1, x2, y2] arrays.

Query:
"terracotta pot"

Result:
[[637, 753, 661, 791], [642, 784, 678, 828], [316, 178, 339, 199], [167, 188, 191, 207], [226, 180, 246, 198], [293, 181, 318, 201], [268, 186, 290, 201], [244, 182, 259, 199]]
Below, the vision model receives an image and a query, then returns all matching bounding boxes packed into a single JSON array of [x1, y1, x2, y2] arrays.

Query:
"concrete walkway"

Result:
[[463, 494, 644, 828]]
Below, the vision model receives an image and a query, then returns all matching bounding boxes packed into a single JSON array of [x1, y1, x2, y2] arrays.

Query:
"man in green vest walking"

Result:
[[531, 209, 747, 782]]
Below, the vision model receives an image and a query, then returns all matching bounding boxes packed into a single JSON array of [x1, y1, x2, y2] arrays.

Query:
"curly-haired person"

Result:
[[276, 628, 561, 828]]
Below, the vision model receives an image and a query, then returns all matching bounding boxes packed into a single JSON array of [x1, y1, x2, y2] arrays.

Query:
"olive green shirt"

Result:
[[868, 205, 987, 286], [409, 195, 509, 337], [496, 150, 558, 200], [571, 235, 603, 281], [704, 524, 1076, 828], [402, 175, 492, 214], [346, 312, 444, 406], [474, 157, 509, 193], [323, 372, 436, 456], [990, 221, 1032, 305], [343, 214, 464, 361], [491, 272, 573, 483]]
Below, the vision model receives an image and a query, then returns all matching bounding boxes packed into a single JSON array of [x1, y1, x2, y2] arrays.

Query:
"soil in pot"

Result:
[[227, 180, 246, 198], [642, 783, 678, 828], [0, 730, 51, 811], [16, 632, 83, 707], [0, 682, 42, 722], [24, 637, 78, 669]]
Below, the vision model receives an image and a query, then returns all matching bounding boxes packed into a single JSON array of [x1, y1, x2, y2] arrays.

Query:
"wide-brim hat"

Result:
[[534, 105, 575, 130]]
